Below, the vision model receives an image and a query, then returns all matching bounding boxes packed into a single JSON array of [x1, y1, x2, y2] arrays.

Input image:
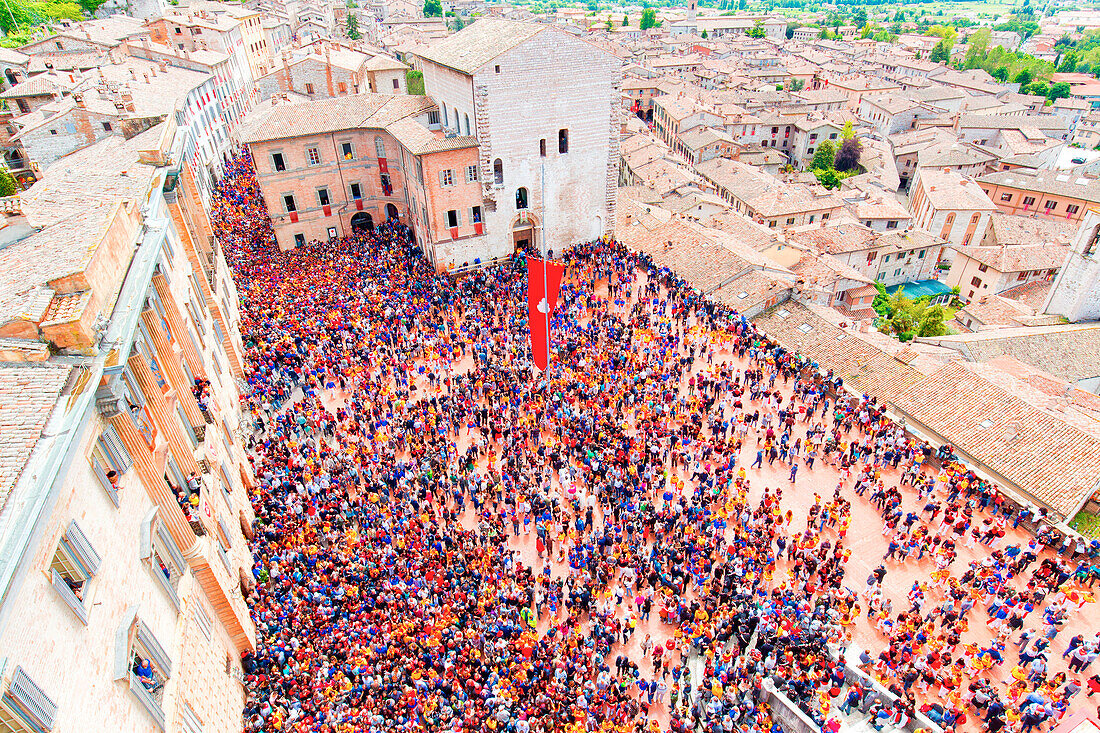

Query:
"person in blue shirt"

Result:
[[134, 657, 158, 691]]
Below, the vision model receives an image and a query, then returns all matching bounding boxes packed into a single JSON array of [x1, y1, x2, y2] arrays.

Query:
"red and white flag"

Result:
[[527, 256, 565, 372]]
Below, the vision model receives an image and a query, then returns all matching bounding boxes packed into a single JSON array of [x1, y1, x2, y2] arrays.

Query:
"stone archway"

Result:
[[511, 213, 539, 255], [386, 203, 399, 220], [350, 212, 374, 232]]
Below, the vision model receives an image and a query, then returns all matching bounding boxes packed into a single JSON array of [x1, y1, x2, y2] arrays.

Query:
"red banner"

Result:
[[527, 257, 565, 372]]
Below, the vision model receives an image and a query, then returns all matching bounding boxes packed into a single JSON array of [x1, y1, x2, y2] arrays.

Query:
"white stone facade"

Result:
[[420, 26, 621, 259], [1045, 211, 1100, 322]]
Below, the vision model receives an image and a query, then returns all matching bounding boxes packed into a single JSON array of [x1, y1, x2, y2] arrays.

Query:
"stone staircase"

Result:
[[473, 81, 496, 213]]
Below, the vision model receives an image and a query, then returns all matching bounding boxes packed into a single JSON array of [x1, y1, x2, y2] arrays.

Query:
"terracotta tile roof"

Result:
[[891, 361, 1100, 517], [997, 278, 1053, 311], [42, 290, 92, 325], [957, 113, 1068, 132], [694, 158, 842, 217], [835, 302, 878, 319], [986, 213, 1078, 247], [978, 169, 1100, 204], [915, 140, 997, 169], [362, 53, 408, 72], [953, 243, 1069, 274], [0, 73, 76, 99], [20, 123, 163, 227], [384, 117, 477, 155], [919, 324, 1100, 385], [0, 362, 71, 512], [791, 221, 941, 256], [915, 170, 998, 211], [0, 203, 116, 323], [753, 301, 926, 403], [620, 215, 753, 292], [415, 18, 546, 74], [616, 195, 790, 293], [239, 93, 434, 143], [957, 294, 1036, 328], [0, 48, 29, 65], [888, 127, 957, 157], [709, 270, 792, 315], [850, 195, 911, 221]]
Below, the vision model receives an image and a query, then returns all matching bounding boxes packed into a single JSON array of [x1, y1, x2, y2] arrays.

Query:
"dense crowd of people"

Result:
[[211, 150, 1100, 733]]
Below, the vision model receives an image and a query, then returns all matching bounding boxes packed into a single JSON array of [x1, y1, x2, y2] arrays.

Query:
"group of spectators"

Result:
[[210, 150, 1100, 733]]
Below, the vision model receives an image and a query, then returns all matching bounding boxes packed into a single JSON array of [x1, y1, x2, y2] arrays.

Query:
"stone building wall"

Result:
[[472, 30, 621, 258]]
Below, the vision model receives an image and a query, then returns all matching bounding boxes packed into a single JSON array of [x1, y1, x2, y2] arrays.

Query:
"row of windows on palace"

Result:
[[983, 188, 1084, 216], [0, 256, 244, 733], [267, 129, 571, 179]]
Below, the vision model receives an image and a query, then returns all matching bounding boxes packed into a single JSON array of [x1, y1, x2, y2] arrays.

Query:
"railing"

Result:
[[446, 254, 515, 276]]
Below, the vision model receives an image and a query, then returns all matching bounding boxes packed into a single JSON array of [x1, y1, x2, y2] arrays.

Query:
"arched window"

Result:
[[558, 129, 569, 154], [540, 139, 546, 157], [375, 137, 385, 158], [464, 114, 470, 136], [442, 103, 448, 129], [493, 159, 503, 185], [516, 187, 528, 209]]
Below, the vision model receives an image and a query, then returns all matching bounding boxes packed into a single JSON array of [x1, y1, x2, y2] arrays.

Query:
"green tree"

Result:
[[406, 69, 425, 95], [640, 7, 658, 29], [1047, 81, 1071, 101], [1012, 68, 1032, 86], [1057, 51, 1079, 73], [423, 0, 442, 16], [788, 77, 804, 91], [0, 167, 17, 197], [834, 136, 862, 171], [841, 120, 854, 140], [964, 27, 990, 68], [622, 14, 628, 26], [893, 9, 905, 22], [871, 282, 890, 317], [346, 13, 361, 39], [926, 24, 957, 42], [991, 66, 1009, 82], [747, 21, 765, 38], [916, 304, 947, 337], [814, 168, 842, 189], [852, 7, 866, 28], [1024, 80, 1047, 96], [929, 38, 952, 64], [701, 29, 708, 38], [785, 24, 795, 39], [811, 140, 836, 171]]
